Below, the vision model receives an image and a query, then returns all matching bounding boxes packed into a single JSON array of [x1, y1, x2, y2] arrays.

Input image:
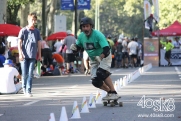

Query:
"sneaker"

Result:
[[26, 93, 33, 97], [108, 93, 119, 100], [23, 88, 26, 95], [168, 62, 172, 66], [102, 93, 110, 100]]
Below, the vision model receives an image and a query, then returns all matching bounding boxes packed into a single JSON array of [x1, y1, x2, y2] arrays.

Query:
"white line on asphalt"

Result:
[[115, 69, 120, 72], [0, 114, 3, 116], [69, 85, 78, 88], [23, 100, 40, 106], [179, 75, 181, 76]]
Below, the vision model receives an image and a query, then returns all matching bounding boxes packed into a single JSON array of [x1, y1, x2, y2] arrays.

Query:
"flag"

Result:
[[144, 0, 152, 29], [152, 0, 159, 22]]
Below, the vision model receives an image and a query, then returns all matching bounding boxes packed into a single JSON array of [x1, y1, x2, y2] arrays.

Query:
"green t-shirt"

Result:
[[76, 30, 109, 60], [160, 40, 174, 51]]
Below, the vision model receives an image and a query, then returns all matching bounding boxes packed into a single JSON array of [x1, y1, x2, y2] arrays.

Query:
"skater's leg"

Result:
[[100, 82, 110, 92], [104, 76, 115, 91], [92, 77, 111, 92]]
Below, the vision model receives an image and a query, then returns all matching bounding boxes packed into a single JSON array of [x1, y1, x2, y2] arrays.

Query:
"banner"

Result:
[[54, 15, 66, 32], [160, 49, 181, 66], [78, 0, 91, 10], [144, 0, 151, 29], [152, 0, 159, 22], [61, 0, 74, 10], [61, 0, 91, 10]]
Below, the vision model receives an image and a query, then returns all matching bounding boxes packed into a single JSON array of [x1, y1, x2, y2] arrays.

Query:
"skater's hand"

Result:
[[70, 44, 77, 51]]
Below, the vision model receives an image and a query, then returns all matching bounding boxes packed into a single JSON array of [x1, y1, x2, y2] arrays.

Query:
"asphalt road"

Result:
[[0, 67, 181, 121]]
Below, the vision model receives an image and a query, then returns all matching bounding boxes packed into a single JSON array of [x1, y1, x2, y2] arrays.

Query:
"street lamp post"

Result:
[[42, 0, 46, 36], [75, 0, 78, 36]]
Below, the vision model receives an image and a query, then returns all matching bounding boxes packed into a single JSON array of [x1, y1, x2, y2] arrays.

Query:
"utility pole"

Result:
[[42, 0, 46, 36], [95, 0, 98, 30], [75, 0, 78, 36], [97, 0, 100, 31]]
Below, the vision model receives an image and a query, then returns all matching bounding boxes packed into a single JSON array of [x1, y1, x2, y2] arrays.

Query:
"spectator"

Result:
[[128, 38, 138, 67], [18, 13, 41, 97], [61, 30, 76, 73], [0, 59, 21, 94], [0, 42, 6, 67], [115, 39, 123, 68], [41, 36, 53, 68], [160, 39, 174, 66], [122, 37, 129, 68], [7, 36, 18, 48], [54, 39, 62, 53], [52, 53, 65, 75], [173, 37, 181, 49]]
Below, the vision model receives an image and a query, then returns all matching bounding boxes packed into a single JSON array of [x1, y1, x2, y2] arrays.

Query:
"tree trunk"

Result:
[[72, 11, 82, 36], [0, 0, 7, 24], [71, 12, 75, 35], [47, 0, 57, 34], [20, 4, 30, 27]]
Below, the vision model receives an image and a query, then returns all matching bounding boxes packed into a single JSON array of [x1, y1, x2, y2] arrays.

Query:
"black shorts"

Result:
[[165, 50, 171, 59], [130, 54, 137, 59], [122, 52, 128, 58], [66, 53, 76, 63]]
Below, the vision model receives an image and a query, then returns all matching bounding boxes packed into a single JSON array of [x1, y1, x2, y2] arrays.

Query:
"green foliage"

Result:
[[84, 0, 145, 40], [7, 0, 181, 39], [159, 0, 181, 29], [7, 0, 35, 24]]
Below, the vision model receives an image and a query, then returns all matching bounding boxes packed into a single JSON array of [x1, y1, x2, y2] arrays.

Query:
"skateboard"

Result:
[[102, 97, 123, 107]]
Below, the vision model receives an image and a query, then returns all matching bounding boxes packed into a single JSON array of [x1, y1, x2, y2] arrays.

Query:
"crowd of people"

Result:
[[0, 14, 144, 101]]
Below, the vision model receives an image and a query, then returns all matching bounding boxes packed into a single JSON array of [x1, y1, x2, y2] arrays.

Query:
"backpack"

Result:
[[53, 66, 60, 75]]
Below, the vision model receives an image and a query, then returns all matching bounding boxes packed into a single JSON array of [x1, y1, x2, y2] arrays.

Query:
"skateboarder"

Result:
[[144, 14, 158, 37], [70, 17, 119, 100]]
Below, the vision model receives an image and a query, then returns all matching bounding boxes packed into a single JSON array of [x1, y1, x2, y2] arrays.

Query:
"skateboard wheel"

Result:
[[108, 100, 110, 104], [119, 102, 123, 107], [110, 102, 115, 107], [103, 102, 107, 106]]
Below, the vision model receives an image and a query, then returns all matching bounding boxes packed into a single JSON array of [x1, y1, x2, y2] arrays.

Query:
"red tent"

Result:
[[152, 21, 181, 37], [47, 32, 74, 41], [0, 24, 21, 36]]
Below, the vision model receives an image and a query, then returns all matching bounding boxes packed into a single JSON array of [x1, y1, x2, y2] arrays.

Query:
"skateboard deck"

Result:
[[102, 97, 123, 107]]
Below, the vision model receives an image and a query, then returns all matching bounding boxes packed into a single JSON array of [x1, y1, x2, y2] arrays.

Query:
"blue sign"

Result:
[[77, 0, 91, 10], [61, 0, 74, 10], [61, 0, 91, 10]]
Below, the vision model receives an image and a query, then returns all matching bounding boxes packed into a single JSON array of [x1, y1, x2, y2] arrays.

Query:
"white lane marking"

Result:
[[69, 85, 78, 88], [0, 114, 3, 116], [24, 100, 40, 106], [115, 69, 120, 72]]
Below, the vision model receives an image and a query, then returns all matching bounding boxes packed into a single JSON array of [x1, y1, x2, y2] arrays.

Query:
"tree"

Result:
[[159, 0, 181, 29], [7, 0, 34, 25]]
